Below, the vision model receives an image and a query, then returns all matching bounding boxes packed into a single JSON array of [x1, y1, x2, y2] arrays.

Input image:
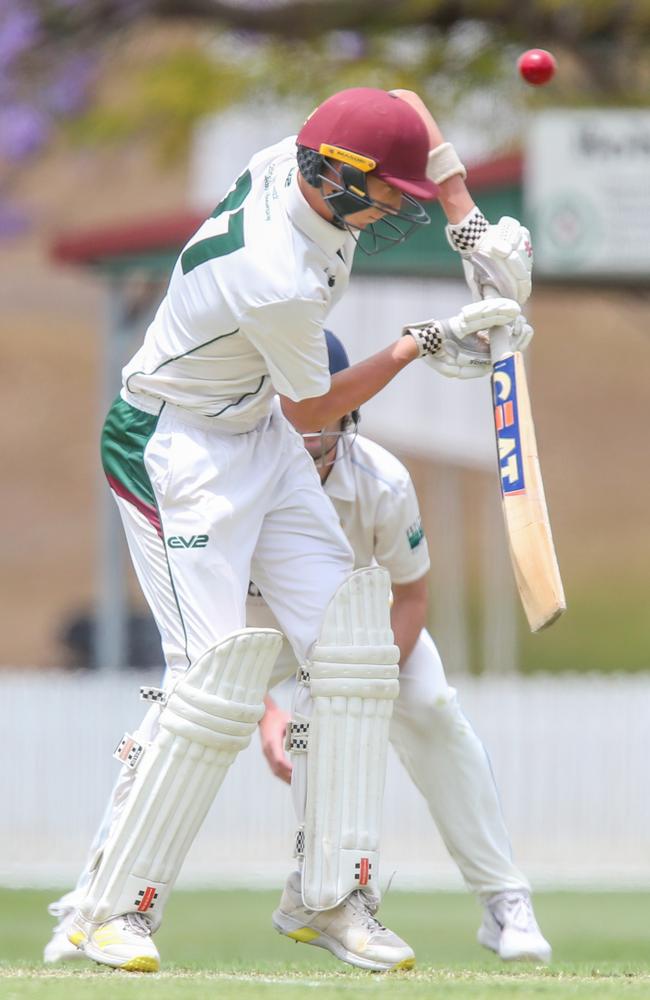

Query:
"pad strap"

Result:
[[113, 733, 145, 771], [140, 687, 167, 705], [285, 720, 309, 753]]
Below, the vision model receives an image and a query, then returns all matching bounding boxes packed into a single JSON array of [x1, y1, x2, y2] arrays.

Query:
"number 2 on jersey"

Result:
[[181, 170, 251, 275]]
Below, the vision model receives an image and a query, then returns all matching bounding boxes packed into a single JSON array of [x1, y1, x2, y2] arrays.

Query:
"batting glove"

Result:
[[446, 209, 534, 306], [403, 298, 533, 380]]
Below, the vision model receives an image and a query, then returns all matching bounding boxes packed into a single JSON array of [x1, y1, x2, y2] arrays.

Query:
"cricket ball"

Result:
[[517, 48, 557, 86]]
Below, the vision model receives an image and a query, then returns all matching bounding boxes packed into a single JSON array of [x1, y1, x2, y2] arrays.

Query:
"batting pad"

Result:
[[299, 567, 399, 910], [78, 628, 282, 930]]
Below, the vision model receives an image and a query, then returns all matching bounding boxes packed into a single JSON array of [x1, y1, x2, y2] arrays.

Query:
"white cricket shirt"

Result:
[[121, 137, 356, 430], [322, 433, 430, 585], [247, 433, 431, 639]]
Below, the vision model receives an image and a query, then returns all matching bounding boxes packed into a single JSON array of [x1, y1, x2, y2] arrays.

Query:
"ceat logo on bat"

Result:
[[492, 355, 526, 496]]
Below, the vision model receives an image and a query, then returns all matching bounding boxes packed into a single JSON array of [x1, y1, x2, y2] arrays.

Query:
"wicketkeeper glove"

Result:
[[446, 209, 534, 306], [403, 298, 533, 380]]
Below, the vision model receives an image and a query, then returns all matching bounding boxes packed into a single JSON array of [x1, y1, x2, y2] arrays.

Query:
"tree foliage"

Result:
[[1, 0, 649, 232]]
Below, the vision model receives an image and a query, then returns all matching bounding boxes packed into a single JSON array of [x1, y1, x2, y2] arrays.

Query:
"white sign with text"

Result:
[[526, 110, 650, 279]]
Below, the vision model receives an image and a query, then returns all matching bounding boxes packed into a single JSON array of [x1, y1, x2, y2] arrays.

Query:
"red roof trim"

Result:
[[465, 153, 522, 191], [51, 211, 206, 265], [50, 153, 523, 266]]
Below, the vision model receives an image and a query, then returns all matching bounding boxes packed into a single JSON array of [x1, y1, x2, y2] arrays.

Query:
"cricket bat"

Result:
[[488, 314, 566, 632], [389, 89, 565, 628]]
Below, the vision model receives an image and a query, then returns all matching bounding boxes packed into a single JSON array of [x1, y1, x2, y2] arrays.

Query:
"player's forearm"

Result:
[[281, 335, 418, 432], [436, 175, 475, 225], [391, 600, 427, 667], [389, 89, 474, 224], [259, 695, 292, 784], [390, 579, 428, 667]]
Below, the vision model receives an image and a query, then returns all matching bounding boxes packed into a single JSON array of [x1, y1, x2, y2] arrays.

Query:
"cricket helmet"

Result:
[[298, 88, 437, 201], [296, 88, 433, 253]]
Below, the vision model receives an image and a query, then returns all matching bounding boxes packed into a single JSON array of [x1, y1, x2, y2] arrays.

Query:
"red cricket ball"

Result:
[[517, 48, 557, 86]]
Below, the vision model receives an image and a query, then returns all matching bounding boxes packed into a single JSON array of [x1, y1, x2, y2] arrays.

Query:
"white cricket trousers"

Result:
[[96, 394, 354, 872], [389, 630, 529, 900], [104, 395, 354, 681]]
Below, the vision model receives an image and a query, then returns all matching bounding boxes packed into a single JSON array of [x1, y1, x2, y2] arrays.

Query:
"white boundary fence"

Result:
[[2, 670, 650, 890]]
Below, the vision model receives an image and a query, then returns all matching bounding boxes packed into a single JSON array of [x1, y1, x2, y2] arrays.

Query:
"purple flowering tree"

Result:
[[0, 0, 144, 233], [1, 1, 648, 237]]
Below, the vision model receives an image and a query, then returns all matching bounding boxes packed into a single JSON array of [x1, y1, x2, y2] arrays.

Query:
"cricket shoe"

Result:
[[272, 870, 415, 972], [68, 912, 160, 972], [44, 896, 89, 964], [478, 891, 551, 963]]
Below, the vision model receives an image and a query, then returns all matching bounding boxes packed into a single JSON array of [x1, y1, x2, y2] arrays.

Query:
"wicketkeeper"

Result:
[[58, 87, 535, 973], [256, 330, 550, 964]]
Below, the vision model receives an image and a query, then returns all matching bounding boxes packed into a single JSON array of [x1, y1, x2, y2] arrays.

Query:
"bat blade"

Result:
[[492, 351, 566, 632]]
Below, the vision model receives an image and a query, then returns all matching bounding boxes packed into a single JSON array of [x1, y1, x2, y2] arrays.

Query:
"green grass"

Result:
[[2, 889, 650, 998], [463, 576, 650, 675], [519, 581, 650, 673]]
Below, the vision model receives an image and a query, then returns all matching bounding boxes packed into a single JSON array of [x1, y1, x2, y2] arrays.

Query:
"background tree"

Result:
[[2, 0, 649, 234]]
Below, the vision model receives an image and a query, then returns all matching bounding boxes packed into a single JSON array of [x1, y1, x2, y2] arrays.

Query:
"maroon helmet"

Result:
[[298, 87, 437, 202]]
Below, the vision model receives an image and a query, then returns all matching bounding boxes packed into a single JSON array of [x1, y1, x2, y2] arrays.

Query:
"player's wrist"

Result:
[[401, 322, 443, 359], [396, 330, 424, 362], [445, 206, 489, 254]]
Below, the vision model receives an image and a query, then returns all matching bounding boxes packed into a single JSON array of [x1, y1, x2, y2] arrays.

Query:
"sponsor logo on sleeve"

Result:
[[407, 517, 424, 550], [492, 355, 525, 496]]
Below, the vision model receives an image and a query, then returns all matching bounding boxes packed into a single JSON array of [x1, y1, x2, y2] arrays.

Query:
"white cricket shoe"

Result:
[[272, 871, 415, 972], [478, 891, 552, 963], [44, 899, 89, 964], [68, 912, 160, 972]]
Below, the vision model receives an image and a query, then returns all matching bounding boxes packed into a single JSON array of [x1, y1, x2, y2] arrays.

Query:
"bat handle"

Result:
[[483, 286, 513, 364]]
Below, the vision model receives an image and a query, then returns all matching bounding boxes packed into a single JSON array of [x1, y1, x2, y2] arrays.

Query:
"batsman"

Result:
[[67, 87, 535, 972]]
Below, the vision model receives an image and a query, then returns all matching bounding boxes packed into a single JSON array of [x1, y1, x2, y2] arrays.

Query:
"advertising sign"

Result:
[[526, 110, 650, 279]]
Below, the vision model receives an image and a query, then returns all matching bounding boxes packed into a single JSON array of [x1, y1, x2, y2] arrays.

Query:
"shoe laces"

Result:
[[346, 890, 386, 932], [122, 913, 153, 936], [493, 892, 536, 932]]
